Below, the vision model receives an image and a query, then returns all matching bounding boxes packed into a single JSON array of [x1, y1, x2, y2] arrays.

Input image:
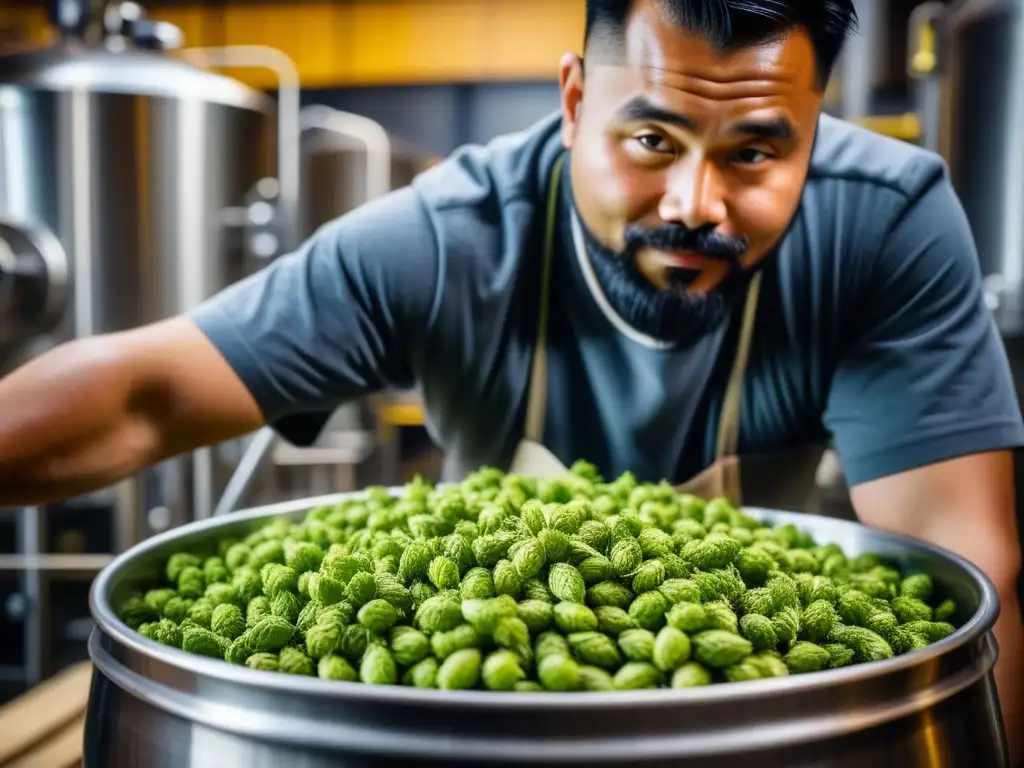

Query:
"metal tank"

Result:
[[298, 105, 438, 238], [926, 0, 1024, 612], [83, 497, 1008, 767], [934, 0, 1024, 336], [0, 1, 306, 541], [0, 5, 274, 364], [0, 0, 309, 691]]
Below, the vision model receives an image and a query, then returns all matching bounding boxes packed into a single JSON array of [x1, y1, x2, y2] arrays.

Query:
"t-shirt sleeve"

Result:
[[187, 186, 442, 446], [823, 167, 1024, 486]]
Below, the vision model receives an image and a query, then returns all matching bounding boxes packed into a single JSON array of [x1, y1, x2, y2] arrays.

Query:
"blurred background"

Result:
[[0, 0, 1020, 722]]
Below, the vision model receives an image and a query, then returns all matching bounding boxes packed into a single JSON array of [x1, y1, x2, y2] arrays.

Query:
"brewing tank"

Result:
[[0, 2, 294, 544], [298, 106, 439, 239], [0, 39, 274, 365], [934, 0, 1024, 619], [938, 0, 1024, 336]]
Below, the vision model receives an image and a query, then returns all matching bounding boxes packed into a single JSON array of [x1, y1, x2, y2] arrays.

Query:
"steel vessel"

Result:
[[0, 2, 311, 558], [934, 0, 1024, 336], [85, 492, 1007, 767]]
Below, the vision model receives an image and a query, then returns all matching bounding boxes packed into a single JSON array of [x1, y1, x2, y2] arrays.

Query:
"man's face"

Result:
[[559, 0, 823, 304]]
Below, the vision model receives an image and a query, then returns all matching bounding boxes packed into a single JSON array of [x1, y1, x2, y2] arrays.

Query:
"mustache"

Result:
[[623, 223, 749, 266]]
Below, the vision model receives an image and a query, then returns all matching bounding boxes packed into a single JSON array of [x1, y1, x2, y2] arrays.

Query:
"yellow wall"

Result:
[[0, 2, 919, 142], [5, 1, 585, 88]]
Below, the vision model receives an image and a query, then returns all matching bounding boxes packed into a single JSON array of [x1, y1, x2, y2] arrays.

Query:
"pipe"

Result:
[[212, 427, 277, 517], [180, 45, 302, 252], [299, 104, 393, 203]]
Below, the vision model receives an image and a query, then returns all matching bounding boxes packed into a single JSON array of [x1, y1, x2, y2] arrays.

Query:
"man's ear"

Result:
[[559, 52, 584, 149]]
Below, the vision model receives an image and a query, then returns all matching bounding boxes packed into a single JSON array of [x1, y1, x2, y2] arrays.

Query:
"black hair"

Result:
[[584, 0, 858, 89]]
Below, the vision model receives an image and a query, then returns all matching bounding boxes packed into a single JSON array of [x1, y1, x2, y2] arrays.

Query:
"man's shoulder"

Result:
[[771, 115, 968, 357], [792, 114, 960, 282], [808, 113, 947, 201], [392, 111, 564, 301], [411, 111, 564, 216]]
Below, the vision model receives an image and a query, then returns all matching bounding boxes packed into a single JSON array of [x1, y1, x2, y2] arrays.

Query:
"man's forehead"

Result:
[[581, 17, 818, 128], [595, 1, 818, 92], [583, 62, 808, 119]]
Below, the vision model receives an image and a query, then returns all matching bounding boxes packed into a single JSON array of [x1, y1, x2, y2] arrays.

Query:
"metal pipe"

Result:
[[180, 45, 301, 253], [299, 105, 393, 203], [212, 427, 277, 517], [213, 107, 394, 517], [17, 506, 42, 685], [175, 45, 300, 520]]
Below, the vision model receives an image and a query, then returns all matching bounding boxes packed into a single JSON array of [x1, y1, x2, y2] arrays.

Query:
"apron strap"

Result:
[[714, 270, 763, 460], [523, 152, 566, 443], [524, 150, 762, 458]]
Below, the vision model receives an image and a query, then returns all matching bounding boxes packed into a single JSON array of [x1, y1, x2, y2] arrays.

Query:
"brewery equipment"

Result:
[[933, 0, 1024, 337], [212, 106, 441, 518], [915, 0, 1024, 610], [0, 0, 304, 689], [0, 1, 294, 531], [827, 0, 892, 121], [0, 0, 311, 527], [298, 105, 439, 237], [84, 497, 1008, 767], [298, 104, 393, 237], [0, 9, 280, 369], [0, 218, 67, 372]]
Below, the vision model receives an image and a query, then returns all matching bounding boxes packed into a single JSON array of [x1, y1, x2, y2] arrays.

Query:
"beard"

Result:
[[574, 208, 754, 346]]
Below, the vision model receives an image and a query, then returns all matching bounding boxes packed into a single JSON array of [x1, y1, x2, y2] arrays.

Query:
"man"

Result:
[[0, 0, 1021, 756]]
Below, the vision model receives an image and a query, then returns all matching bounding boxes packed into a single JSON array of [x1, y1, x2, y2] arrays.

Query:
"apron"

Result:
[[509, 153, 830, 514]]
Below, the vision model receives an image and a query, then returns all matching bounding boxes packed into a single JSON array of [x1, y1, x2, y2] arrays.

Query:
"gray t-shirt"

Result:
[[190, 111, 1024, 486]]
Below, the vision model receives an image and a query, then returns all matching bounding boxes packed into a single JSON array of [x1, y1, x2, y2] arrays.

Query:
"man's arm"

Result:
[[850, 451, 1023, 762], [822, 159, 1024, 761], [0, 317, 265, 505], [0, 185, 441, 508]]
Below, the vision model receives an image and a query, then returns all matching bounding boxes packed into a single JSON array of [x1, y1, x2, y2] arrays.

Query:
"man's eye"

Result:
[[635, 133, 671, 153], [733, 148, 770, 164]]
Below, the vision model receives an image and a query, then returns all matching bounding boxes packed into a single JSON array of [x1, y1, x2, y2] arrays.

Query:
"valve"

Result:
[[0, 220, 68, 360], [102, 2, 183, 52]]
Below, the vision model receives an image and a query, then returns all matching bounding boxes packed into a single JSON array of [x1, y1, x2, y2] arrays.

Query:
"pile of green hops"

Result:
[[118, 461, 960, 691]]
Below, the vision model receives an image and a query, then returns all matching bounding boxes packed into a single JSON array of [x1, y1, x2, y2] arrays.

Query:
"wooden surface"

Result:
[[0, 662, 91, 767]]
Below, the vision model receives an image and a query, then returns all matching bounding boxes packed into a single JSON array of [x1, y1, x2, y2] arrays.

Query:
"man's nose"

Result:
[[657, 158, 727, 231]]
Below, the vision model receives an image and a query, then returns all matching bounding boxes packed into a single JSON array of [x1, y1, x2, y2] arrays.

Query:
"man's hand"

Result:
[[850, 449, 1023, 763], [0, 316, 266, 506]]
